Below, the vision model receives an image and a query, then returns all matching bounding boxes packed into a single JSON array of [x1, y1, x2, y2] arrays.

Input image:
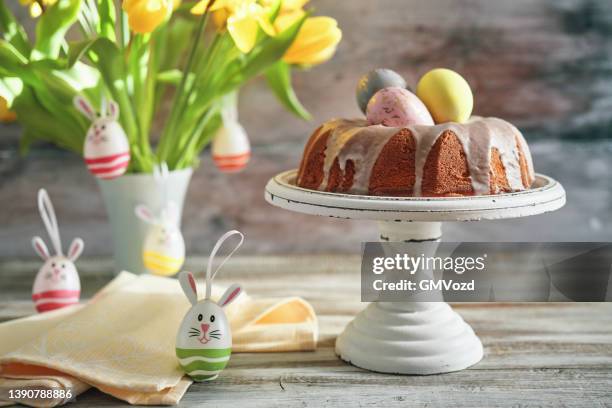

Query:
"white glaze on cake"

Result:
[[309, 116, 533, 196]]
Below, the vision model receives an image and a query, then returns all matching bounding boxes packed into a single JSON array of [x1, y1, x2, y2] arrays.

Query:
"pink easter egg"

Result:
[[366, 87, 434, 127]]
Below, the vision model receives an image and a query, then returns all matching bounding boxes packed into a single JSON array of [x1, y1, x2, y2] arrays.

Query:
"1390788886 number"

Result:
[[7, 389, 74, 400]]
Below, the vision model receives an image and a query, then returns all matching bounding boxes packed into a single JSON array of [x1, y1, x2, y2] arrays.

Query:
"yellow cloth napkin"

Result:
[[0, 272, 318, 406]]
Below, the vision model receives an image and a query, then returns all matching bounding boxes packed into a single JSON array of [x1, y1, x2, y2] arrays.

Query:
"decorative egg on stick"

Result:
[[416, 68, 474, 124], [356, 68, 408, 114], [176, 230, 244, 381], [212, 94, 250, 173], [366, 87, 434, 127], [135, 164, 185, 276], [74, 95, 131, 180], [31, 189, 83, 313]]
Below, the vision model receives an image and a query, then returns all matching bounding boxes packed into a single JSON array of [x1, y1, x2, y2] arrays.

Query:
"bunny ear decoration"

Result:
[[74, 95, 96, 121], [135, 205, 156, 225], [107, 99, 119, 120], [205, 230, 244, 300], [218, 283, 242, 308], [179, 271, 199, 306], [161, 201, 180, 226], [32, 237, 50, 260], [37, 189, 63, 256], [68, 238, 85, 262], [154, 162, 170, 205]]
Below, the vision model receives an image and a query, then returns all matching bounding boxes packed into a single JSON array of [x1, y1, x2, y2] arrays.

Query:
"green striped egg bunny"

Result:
[[176, 230, 244, 382]]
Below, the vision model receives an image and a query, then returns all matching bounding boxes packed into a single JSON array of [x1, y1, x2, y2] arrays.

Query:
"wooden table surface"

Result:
[[1, 256, 611, 407]]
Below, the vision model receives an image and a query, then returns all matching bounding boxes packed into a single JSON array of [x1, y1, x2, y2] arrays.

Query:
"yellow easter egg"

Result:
[[416, 68, 473, 124], [143, 251, 184, 276]]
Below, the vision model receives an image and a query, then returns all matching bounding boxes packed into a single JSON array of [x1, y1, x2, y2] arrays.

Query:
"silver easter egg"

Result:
[[356, 69, 407, 114]]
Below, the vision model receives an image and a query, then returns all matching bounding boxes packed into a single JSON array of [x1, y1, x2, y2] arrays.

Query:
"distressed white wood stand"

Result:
[[265, 170, 566, 375]]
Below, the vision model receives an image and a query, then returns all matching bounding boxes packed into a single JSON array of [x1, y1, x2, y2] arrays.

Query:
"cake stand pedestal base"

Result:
[[335, 221, 483, 375], [265, 170, 565, 375]]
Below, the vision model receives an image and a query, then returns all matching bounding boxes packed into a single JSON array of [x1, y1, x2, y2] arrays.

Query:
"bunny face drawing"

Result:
[[31, 190, 84, 313], [74, 95, 130, 180], [176, 271, 242, 381], [135, 204, 185, 276]]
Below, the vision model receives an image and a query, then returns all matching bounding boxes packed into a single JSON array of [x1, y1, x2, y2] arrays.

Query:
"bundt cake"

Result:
[[296, 117, 535, 197]]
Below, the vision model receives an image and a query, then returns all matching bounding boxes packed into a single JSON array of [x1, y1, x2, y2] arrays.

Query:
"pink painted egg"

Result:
[[212, 122, 251, 173], [366, 87, 434, 127]]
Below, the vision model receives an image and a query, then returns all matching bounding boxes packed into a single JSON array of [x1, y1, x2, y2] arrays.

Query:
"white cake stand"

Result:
[[265, 170, 565, 375]]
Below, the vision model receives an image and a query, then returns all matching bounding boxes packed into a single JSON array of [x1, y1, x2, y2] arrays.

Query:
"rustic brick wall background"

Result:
[[1, 0, 611, 257]]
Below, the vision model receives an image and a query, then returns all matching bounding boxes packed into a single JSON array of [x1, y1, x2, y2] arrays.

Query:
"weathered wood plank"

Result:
[[2, 256, 611, 406], [69, 367, 612, 407]]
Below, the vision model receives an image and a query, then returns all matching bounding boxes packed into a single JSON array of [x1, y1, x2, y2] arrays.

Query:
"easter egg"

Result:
[[212, 122, 250, 173], [176, 298, 234, 382], [416, 68, 473, 124], [143, 251, 185, 276], [142, 225, 185, 276], [176, 347, 232, 382], [366, 87, 434, 127], [32, 257, 81, 313], [356, 68, 407, 114], [83, 120, 130, 179]]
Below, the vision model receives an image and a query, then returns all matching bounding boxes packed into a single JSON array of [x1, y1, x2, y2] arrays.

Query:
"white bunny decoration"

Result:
[[176, 230, 244, 381], [135, 164, 185, 276], [31, 189, 84, 313], [212, 93, 250, 173], [74, 95, 130, 180]]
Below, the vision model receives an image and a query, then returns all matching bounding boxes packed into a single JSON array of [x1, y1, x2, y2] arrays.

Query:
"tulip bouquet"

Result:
[[0, 0, 341, 172]]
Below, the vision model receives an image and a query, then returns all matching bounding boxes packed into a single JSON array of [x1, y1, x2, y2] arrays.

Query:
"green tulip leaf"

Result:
[[265, 61, 311, 120], [34, 0, 82, 59], [67, 37, 139, 142], [96, 0, 116, 41], [0, 1, 30, 57]]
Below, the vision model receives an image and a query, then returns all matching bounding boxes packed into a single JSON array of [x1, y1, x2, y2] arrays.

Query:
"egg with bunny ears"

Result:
[[74, 95, 130, 180], [135, 202, 185, 276], [176, 230, 244, 382], [31, 189, 84, 313]]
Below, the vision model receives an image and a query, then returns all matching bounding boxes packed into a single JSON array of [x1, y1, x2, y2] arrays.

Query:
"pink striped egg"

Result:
[[32, 255, 81, 313], [32, 289, 80, 313], [212, 122, 250, 173], [83, 119, 130, 180]]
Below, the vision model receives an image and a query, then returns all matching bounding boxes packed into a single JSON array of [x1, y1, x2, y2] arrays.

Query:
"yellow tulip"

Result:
[[122, 0, 174, 34], [190, 0, 228, 15], [276, 12, 341, 66], [19, 0, 57, 18], [191, 0, 275, 53], [260, 0, 309, 12], [0, 97, 17, 123]]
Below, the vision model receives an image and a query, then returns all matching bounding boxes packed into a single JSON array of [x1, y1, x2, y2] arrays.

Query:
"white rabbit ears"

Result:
[[73, 95, 119, 121], [32, 189, 84, 260], [179, 271, 199, 306], [178, 231, 244, 306], [218, 283, 242, 308], [134, 203, 179, 226], [177, 275, 242, 307]]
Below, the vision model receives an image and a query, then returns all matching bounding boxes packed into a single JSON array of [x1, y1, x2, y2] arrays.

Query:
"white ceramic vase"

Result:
[[97, 168, 193, 274]]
